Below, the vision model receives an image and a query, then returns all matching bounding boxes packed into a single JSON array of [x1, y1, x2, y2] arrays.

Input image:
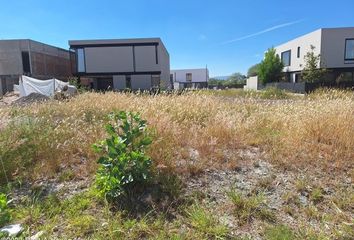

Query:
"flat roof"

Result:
[[69, 38, 163, 46], [275, 27, 354, 48]]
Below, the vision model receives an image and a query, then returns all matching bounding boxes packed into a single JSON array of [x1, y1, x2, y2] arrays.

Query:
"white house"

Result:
[[170, 68, 209, 89], [274, 27, 354, 83]]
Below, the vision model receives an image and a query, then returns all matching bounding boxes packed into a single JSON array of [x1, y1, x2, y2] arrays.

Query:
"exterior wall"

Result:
[[244, 76, 261, 90], [0, 39, 72, 95], [274, 29, 322, 73], [158, 44, 170, 89], [170, 68, 209, 83], [69, 38, 171, 90], [113, 75, 126, 89], [321, 28, 354, 69], [0, 40, 26, 75], [135, 46, 160, 72], [85, 46, 134, 73], [131, 75, 152, 90]]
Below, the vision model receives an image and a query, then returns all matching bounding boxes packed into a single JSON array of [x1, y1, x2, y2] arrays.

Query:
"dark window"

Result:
[[21, 51, 31, 74], [151, 75, 160, 88], [281, 50, 291, 66], [345, 39, 354, 60], [170, 74, 174, 82], [186, 73, 192, 81], [297, 47, 300, 58], [77, 48, 86, 72], [155, 45, 158, 64], [125, 75, 131, 89]]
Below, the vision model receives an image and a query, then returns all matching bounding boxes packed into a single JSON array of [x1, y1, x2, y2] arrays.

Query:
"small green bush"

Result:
[[93, 111, 153, 200], [0, 193, 11, 227], [264, 225, 295, 240]]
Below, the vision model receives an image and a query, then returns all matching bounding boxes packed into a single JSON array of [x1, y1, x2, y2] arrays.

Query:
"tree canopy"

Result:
[[258, 48, 284, 84], [247, 63, 261, 77]]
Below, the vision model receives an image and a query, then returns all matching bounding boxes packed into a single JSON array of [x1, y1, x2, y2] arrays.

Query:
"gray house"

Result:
[[275, 27, 354, 83], [0, 39, 73, 96], [69, 38, 171, 90]]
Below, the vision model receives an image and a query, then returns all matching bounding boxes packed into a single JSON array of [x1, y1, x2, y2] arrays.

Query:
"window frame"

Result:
[[125, 75, 132, 89], [76, 48, 86, 73], [344, 38, 354, 61], [281, 50, 291, 67], [186, 73, 192, 82]]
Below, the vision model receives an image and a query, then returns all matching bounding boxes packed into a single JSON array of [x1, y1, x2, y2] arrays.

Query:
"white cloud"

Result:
[[221, 19, 304, 45]]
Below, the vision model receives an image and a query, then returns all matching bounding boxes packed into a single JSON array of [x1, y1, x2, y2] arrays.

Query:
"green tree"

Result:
[[258, 48, 284, 84], [301, 45, 327, 83], [247, 63, 261, 77]]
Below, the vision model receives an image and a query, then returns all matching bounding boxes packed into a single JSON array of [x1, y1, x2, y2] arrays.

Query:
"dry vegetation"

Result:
[[0, 88, 353, 239]]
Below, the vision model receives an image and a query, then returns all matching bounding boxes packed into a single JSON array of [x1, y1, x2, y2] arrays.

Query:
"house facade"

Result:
[[0, 39, 73, 96], [69, 38, 170, 91], [170, 68, 209, 89], [275, 27, 354, 83]]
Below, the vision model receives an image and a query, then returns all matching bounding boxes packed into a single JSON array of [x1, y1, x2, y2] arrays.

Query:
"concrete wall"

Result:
[[135, 46, 159, 72], [131, 75, 152, 90], [0, 40, 25, 75], [85, 46, 134, 73], [170, 68, 209, 83], [70, 38, 171, 90], [244, 76, 261, 90], [158, 43, 171, 89], [321, 27, 354, 68], [275, 29, 322, 73], [113, 75, 126, 89], [0, 39, 72, 95]]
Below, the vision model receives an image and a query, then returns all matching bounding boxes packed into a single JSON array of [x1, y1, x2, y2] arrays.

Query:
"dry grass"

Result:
[[0, 89, 353, 182]]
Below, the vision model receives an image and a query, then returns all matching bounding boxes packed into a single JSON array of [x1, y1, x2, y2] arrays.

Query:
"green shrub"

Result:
[[0, 193, 11, 227], [264, 225, 295, 240], [260, 87, 290, 99], [228, 190, 276, 225], [93, 111, 153, 200]]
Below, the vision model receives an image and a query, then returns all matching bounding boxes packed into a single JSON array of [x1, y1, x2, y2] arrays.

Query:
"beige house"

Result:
[[274, 27, 354, 83]]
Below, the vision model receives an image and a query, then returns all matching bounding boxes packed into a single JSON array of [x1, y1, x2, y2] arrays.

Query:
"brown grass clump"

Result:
[[0, 89, 353, 182]]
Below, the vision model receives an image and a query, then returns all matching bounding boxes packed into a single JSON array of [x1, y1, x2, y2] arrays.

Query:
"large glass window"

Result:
[[345, 39, 354, 60], [281, 50, 291, 66], [186, 73, 192, 81], [77, 48, 86, 73], [151, 75, 160, 88], [125, 75, 131, 89]]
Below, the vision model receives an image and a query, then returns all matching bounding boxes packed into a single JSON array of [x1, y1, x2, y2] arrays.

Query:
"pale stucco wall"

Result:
[[244, 76, 260, 90], [170, 68, 209, 83], [321, 27, 354, 68], [274, 29, 322, 73]]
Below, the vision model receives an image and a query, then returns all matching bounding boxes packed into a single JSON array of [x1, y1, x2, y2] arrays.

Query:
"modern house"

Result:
[[275, 27, 354, 83], [170, 68, 209, 89], [0, 39, 73, 96], [69, 38, 171, 91]]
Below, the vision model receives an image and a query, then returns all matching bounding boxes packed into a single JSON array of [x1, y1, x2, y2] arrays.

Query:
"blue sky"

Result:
[[1, 1, 354, 76]]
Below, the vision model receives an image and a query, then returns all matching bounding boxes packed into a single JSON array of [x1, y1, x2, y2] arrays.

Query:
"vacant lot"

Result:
[[0, 89, 353, 239]]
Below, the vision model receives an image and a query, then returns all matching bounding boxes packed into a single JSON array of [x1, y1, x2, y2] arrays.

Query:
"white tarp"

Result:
[[19, 76, 70, 97]]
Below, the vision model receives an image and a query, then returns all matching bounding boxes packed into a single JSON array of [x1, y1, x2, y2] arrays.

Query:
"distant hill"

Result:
[[211, 76, 230, 81]]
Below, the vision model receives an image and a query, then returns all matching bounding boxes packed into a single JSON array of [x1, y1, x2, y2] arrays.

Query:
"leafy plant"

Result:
[[264, 225, 295, 240], [228, 190, 276, 225], [186, 203, 229, 239], [93, 111, 153, 200], [258, 47, 284, 84], [301, 45, 327, 83], [0, 193, 11, 227]]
